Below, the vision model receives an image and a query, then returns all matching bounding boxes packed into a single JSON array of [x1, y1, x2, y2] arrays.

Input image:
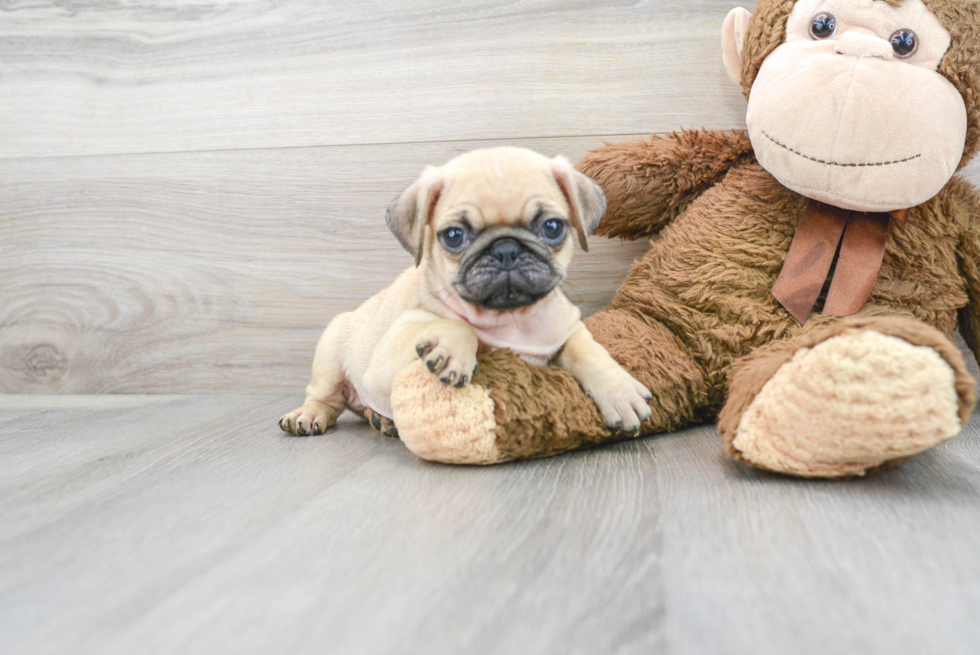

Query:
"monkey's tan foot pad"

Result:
[[731, 330, 963, 478], [390, 359, 506, 464], [365, 409, 399, 438]]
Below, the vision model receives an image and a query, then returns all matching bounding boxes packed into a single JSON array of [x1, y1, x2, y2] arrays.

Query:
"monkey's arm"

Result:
[[954, 178, 980, 366], [578, 129, 754, 241]]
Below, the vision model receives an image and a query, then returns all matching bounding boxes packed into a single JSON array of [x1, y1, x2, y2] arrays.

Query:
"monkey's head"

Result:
[[722, 0, 980, 212]]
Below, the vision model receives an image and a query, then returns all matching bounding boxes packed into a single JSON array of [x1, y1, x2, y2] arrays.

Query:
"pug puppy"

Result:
[[279, 147, 652, 439]]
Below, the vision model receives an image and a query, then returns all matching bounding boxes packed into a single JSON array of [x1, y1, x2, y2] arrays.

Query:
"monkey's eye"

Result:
[[890, 29, 918, 59], [438, 226, 469, 253], [809, 13, 837, 40], [540, 218, 568, 244]]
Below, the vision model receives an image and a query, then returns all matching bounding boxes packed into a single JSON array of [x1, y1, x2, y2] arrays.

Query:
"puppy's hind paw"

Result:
[[365, 409, 400, 438], [279, 404, 336, 437]]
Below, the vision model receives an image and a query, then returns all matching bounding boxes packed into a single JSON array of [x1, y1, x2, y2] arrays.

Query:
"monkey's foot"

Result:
[[723, 327, 969, 478], [391, 358, 503, 464]]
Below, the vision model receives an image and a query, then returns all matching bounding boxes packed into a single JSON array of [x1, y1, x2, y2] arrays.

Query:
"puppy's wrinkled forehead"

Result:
[[437, 148, 565, 227]]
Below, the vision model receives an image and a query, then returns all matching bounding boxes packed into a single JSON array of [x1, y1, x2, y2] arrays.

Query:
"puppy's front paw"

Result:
[[279, 404, 335, 437], [415, 325, 478, 388], [583, 371, 653, 433]]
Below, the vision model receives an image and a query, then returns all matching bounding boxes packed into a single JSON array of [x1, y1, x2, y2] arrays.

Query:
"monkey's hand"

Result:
[[580, 130, 753, 241]]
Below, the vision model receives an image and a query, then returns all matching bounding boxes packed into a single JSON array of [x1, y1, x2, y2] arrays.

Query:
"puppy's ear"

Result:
[[552, 157, 607, 252], [386, 166, 445, 267]]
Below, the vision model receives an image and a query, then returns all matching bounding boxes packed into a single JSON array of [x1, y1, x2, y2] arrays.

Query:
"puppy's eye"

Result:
[[809, 13, 837, 40], [438, 227, 469, 252], [540, 219, 567, 244], [890, 29, 918, 59]]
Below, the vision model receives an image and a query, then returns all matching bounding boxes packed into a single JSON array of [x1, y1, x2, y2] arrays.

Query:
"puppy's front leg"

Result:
[[412, 318, 480, 388], [365, 310, 480, 398], [555, 325, 653, 431]]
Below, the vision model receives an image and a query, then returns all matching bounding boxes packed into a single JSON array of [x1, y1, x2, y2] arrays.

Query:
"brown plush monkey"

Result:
[[388, 0, 980, 478]]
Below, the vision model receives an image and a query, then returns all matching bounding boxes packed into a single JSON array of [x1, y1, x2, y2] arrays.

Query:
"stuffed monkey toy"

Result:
[[388, 0, 980, 478]]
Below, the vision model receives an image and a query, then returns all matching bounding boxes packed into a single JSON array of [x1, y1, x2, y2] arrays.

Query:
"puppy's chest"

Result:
[[441, 293, 582, 366], [470, 324, 566, 366]]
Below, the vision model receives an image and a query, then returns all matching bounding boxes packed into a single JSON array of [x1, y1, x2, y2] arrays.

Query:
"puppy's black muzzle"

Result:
[[455, 232, 563, 311]]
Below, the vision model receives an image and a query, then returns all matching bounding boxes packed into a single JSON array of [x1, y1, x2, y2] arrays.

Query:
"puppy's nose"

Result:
[[489, 238, 523, 270]]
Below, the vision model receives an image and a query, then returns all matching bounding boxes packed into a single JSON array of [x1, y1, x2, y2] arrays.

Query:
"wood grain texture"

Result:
[[0, 137, 652, 393], [0, 393, 978, 654], [2, 0, 980, 395], [0, 0, 753, 158], [656, 423, 980, 655], [2, 144, 976, 394]]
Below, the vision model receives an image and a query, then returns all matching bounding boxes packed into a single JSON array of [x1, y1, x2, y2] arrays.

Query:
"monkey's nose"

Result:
[[489, 238, 523, 270], [835, 32, 894, 60]]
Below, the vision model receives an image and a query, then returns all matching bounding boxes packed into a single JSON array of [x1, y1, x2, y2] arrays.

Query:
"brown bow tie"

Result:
[[771, 200, 906, 324]]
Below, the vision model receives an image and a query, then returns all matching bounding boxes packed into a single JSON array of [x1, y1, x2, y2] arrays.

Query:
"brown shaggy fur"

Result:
[[469, 346, 612, 461], [740, 0, 980, 169], [587, 130, 755, 241]]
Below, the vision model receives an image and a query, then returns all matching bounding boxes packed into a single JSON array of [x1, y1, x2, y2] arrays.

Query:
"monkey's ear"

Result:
[[722, 7, 752, 86], [552, 157, 607, 253], [386, 166, 445, 267]]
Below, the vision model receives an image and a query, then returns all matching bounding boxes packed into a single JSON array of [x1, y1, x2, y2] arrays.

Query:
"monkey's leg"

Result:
[[718, 315, 976, 478], [390, 307, 710, 464]]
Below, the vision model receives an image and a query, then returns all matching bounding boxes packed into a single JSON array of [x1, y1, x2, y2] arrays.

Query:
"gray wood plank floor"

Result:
[[2, 394, 979, 655]]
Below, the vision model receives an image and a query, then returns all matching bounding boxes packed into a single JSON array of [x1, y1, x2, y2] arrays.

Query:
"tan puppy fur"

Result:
[[279, 147, 652, 438]]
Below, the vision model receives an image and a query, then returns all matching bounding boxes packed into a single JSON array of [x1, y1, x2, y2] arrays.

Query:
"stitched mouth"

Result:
[[763, 131, 921, 168]]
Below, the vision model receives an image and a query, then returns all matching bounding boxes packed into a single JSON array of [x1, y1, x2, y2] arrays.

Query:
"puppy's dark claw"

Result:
[[311, 423, 322, 436], [416, 342, 433, 358], [455, 375, 467, 388], [614, 421, 623, 431]]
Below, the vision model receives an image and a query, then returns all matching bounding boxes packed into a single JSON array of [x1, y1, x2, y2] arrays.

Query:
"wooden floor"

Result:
[[2, 393, 979, 655]]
